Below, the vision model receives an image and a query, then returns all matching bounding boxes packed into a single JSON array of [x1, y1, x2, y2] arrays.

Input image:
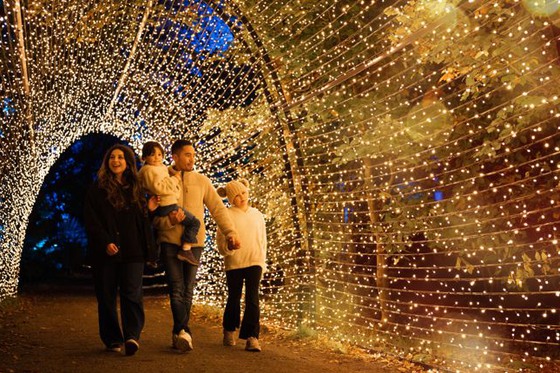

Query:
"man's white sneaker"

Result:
[[174, 329, 193, 352]]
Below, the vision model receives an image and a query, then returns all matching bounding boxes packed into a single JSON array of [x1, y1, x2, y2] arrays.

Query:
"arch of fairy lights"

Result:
[[1, 0, 559, 370]]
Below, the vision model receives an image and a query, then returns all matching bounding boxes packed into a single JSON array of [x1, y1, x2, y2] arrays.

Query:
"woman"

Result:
[[84, 144, 158, 356]]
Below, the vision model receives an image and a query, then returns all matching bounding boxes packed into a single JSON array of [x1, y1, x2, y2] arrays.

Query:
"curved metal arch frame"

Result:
[[208, 0, 316, 322]]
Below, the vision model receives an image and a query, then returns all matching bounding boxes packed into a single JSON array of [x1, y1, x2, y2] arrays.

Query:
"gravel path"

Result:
[[0, 290, 400, 373]]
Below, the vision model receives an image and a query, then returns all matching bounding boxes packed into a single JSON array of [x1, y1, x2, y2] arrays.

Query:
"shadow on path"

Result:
[[0, 289, 399, 373]]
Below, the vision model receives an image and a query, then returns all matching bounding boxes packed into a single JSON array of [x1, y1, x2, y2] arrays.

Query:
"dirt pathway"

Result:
[[0, 291, 407, 373]]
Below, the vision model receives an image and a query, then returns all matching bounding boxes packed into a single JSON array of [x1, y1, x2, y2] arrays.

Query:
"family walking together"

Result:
[[83, 139, 267, 356]]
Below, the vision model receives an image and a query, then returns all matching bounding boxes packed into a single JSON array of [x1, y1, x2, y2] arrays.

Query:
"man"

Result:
[[153, 139, 240, 352]]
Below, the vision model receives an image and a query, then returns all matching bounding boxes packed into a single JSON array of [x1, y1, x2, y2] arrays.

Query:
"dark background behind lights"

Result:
[[21, 134, 122, 283]]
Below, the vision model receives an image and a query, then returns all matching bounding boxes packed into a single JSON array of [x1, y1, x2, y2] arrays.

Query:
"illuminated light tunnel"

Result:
[[1, 0, 559, 370]]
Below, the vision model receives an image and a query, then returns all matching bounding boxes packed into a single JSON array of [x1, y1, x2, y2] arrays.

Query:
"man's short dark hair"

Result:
[[141, 141, 165, 159], [171, 139, 194, 155]]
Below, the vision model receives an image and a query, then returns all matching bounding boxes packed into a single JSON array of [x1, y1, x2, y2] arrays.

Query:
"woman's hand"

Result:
[[106, 243, 119, 256], [148, 195, 160, 212]]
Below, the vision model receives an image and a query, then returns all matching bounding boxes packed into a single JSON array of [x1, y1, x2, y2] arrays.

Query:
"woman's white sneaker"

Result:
[[124, 339, 139, 356]]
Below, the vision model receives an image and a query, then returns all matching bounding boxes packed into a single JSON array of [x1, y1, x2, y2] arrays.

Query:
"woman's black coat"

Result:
[[84, 182, 158, 265]]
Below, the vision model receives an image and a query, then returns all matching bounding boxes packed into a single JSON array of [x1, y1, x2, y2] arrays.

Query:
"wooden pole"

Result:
[[105, 0, 154, 120], [13, 0, 35, 152]]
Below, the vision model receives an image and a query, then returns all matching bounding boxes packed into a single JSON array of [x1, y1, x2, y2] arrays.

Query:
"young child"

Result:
[[216, 179, 266, 352], [138, 141, 201, 266]]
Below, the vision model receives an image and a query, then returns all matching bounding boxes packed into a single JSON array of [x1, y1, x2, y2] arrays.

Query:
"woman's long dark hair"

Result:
[[97, 144, 143, 211]]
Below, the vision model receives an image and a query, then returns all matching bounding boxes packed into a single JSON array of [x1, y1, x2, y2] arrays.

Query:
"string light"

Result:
[[1, 0, 559, 370]]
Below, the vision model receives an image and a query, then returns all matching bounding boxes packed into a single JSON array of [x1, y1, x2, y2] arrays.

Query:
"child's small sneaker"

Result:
[[245, 337, 261, 352], [177, 250, 199, 266], [223, 330, 236, 346]]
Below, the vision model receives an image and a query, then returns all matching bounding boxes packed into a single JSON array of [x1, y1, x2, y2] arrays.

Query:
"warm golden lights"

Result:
[[0, 0, 559, 370]]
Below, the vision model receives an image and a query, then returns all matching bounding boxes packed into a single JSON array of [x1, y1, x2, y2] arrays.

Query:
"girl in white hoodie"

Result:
[[216, 179, 266, 352]]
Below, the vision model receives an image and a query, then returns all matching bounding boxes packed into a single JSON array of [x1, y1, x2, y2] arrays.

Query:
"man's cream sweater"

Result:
[[153, 169, 237, 247]]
